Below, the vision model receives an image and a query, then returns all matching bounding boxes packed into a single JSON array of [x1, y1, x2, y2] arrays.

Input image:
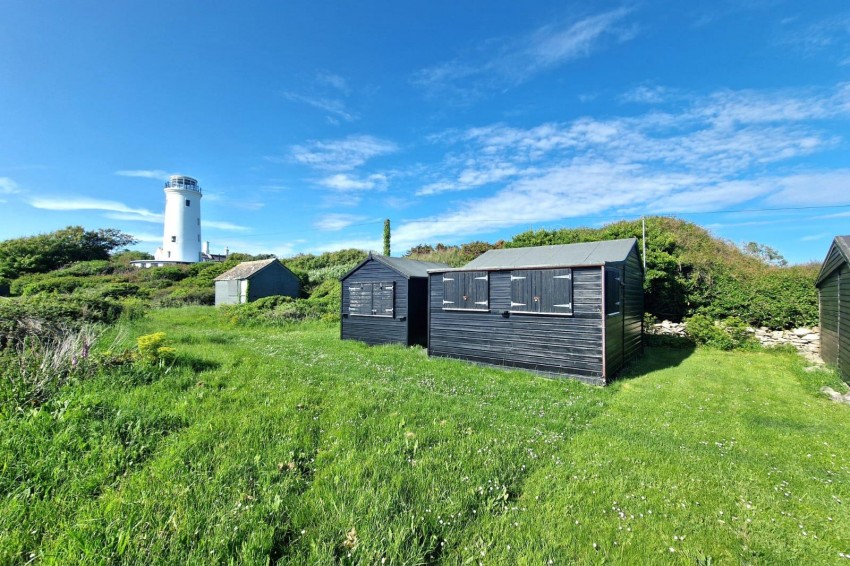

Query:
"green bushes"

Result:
[[506, 217, 818, 329], [219, 294, 337, 326], [685, 314, 755, 350]]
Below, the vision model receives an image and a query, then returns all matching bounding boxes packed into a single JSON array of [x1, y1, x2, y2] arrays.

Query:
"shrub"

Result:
[[135, 332, 177, 366], [685, 314, 755, 351], [57, 259, 114, 276], [20, 276, 88, 296]]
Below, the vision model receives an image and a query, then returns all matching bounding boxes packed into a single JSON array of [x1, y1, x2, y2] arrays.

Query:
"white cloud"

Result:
[[801, 233, 832, 242], [393, 83, 850, 246], [318, 173, 388, 191], [764, 170, 850, 207], [28, 197, 162, 222], [316, 71, 350, 94], [290, 135, 398, 171], [203, 220, 250, 231], [115, 169, 171, 180], [0, 177, 20, 194], [127, 231, 163, 243], [620, 85, 670, 104], [314, 213, 368, 231], [412, 8, 635, 100], [282, 91, 357, 122]]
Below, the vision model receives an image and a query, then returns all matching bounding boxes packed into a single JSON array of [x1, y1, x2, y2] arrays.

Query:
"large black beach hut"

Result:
[[816, 235, 850, 382], [427, 238, 643, 385], [341, 254, 449, 347]]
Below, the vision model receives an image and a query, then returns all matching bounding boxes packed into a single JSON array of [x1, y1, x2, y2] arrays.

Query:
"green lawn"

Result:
[[1, 306, 849, 564]]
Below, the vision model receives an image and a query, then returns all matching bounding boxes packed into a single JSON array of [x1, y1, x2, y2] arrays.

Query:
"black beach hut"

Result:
[[815, 235, 850, 382], [340, 254, 450, 347], [427, 238, 643, 385]]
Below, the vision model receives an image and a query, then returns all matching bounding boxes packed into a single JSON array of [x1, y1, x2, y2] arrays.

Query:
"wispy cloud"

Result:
[[316, 71, 350, 94], [115, 169, 171, 180], [412, 8, 635, 101], [620, 85, 670, 104], [391, 83, 850, 247], [314, 213, 368, 231], [318, 173, 388, 191], [801, 232, 831, 242], [203, 220, 250, 231], [0, 177, 20, 194], [290, 135, 398, 171], [28, 197, 162, 222], [282, 91, 358, 123]]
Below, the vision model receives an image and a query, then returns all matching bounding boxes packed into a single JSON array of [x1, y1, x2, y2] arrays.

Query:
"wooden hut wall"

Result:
[[603, 264, 624, 377], [602, 248, 644, 378], [820, 267, 840, 367], [840, 264, 850, 382], [341, 261, 410, 346], [429, 267, 605, 384], [623, 248, 644, 362], [247, 263, 300, 301]]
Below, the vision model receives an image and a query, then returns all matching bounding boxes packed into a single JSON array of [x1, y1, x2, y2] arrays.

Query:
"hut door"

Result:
[[239, 280, 248, 304]]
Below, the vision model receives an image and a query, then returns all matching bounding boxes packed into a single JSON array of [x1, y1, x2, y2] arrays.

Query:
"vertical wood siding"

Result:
[[820, 269, 840, 366], [840, 264, 850, 383], [341, 261, 411, 346], [604, 264, 625, 378], [429, 268, 605, 385], [623, 248, 644, 362], [246, 263, 300, 301]]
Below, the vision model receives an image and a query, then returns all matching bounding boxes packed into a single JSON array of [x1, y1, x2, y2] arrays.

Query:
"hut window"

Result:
[[510, 268, 573, 315], [442, 271, 488, 311], [605, 269, 622, 316], [348, 281, 394, 317]]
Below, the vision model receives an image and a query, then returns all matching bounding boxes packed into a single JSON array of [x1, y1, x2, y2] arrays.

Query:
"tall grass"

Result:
[[0, 307, 848, 563]]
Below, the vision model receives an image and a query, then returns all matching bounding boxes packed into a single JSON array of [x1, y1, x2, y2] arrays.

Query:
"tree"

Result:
[[742, 241, 788, 267], [383, 219, 391, 256], [0, 226, 137, 278]]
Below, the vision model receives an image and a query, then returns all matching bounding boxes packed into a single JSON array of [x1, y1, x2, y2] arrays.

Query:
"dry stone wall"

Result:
[[648, 320, 821, 363]]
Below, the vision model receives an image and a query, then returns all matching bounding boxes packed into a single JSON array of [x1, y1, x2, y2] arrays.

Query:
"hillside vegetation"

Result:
[[408, 217, 819, 329], [0, 308, 847, 563]]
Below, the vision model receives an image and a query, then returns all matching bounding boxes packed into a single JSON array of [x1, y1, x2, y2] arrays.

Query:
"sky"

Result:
[[0, 1, 848, 264]]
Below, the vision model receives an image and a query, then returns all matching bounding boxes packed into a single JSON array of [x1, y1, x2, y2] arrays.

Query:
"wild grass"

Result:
[[1, 306, 848, 563]]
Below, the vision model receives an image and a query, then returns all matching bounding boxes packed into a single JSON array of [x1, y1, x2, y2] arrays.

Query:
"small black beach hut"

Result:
[[341, 254, 449, 347], [427, 238, 643, 385], [815, 235, 850, 382]]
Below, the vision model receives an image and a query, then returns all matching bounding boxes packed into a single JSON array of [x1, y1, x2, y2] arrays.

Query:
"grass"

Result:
[[1, 306, 849, 563]]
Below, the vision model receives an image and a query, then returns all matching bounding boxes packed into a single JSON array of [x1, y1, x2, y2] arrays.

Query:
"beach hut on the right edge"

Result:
[[427, 238, 643, 385], [816, 235, 850, 382]]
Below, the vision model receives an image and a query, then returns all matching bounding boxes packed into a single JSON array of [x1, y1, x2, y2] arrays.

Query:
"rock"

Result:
[[793, 328, 810, 337], [821, 386, 843, 401], [802, 333, 819, 343]]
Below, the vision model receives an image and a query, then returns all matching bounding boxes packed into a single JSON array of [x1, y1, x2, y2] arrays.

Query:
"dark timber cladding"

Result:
[[428, 238, 643, 385], [340, 254, 449, 347], [816, 235, 850, 383]]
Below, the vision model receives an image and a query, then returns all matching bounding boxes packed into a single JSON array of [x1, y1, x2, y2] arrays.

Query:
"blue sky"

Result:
[[1, 1, 848, 264]]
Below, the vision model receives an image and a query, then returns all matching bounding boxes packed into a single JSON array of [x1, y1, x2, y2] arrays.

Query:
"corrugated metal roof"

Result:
[[340, 253, 450, 280], [214, 258, 279, 281], [376, 255, 451, 277], [430, 238, 638, 272]]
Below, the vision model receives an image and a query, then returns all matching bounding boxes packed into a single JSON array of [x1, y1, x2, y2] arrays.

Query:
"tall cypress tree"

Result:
[[383, 219, 391, 256]]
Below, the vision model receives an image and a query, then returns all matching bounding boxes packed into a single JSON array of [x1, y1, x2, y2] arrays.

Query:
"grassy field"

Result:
[[1, 307, 849, 564]]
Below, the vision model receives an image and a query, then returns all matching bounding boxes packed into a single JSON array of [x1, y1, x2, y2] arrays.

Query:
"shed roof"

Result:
[[430, 238, 638, 272], [341, 253, 450, 280], [815, 235, 850, 285], [214, 258, 281, 281]]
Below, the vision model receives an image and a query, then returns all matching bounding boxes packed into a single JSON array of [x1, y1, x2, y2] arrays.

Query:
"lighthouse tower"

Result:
[[154, 175, 202, 262]]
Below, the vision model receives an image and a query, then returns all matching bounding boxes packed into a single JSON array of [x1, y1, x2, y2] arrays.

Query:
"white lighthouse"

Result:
[[154, 175, 202, 263]]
